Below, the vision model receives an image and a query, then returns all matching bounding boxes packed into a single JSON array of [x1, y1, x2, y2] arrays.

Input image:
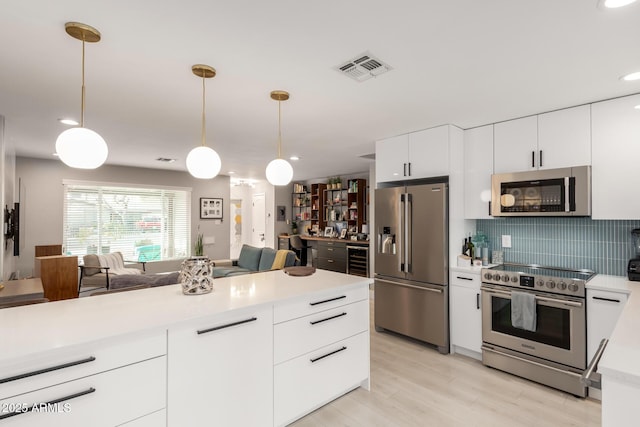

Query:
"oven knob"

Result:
[[568, 283, 579, 292], [484, 273, 493, 280], [536, 279, 545, 287], [511, 276, 518, 283], [546, 280, 556, 289], [493, 273, 501, 281], [501, 274, 510, 283], [557, 281, 567, 290]]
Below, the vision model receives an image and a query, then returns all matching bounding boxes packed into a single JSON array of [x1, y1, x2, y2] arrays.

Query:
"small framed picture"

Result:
[[200, 197, 223, 219], [324, 226, 334, 237], [340, 229, 348, 239]]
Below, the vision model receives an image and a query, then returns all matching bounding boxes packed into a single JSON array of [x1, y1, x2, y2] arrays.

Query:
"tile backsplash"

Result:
[[476, 218, 640, 277]]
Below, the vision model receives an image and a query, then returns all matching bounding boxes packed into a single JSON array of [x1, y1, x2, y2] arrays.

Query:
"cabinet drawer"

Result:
[[274, 299, 369, 364], [274, 285, 368, 323], [0, 330, 166, 400], [0, 356, 166, 427], [274, 332, 369, 427], [450, 272, 480, 289], [317, 245, 346, 259], [317, 257, 347, 273]]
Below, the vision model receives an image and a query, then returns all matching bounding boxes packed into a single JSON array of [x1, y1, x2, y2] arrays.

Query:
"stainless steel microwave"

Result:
[[491, 165, 591, 216]]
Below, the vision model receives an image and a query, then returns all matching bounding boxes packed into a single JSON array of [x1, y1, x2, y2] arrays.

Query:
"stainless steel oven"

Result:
[[480, 263, 594, 397]]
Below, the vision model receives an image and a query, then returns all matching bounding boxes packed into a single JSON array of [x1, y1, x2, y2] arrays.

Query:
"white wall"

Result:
[[274, 185, 290, 240], [15, 157, 231, 277], [251, 180, 275, 249]]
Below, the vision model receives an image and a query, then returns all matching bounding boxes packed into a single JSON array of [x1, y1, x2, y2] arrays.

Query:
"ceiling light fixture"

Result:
[[186, 64, 222, 179], [55, 22, 108, 169], [289, 156, 300, 161], [621, 71, 640, 81], [599, 0, 638, 8], [265, 90, 294, 186]]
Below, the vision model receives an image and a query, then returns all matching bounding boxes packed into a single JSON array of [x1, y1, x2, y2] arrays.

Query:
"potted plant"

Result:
[[291, 220, 298, 235], [194, 233, 204, 256], [335, 177, 342, 189]]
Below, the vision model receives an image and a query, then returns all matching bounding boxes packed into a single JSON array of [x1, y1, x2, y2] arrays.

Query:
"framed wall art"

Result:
[[200, 197, 223, 219]]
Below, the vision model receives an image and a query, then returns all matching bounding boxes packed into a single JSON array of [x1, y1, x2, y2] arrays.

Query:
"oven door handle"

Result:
[[580, 338, 608, 389], [481, 287, 583, 308]]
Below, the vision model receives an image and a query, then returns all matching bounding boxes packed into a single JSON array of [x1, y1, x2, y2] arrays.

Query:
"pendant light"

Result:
[[265, 90, 294, 186], [55, 22, 108, 169], [186, 64, 221, 179]]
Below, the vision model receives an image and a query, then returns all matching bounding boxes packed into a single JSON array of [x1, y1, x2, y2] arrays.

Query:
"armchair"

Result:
[[79, 252, 146, 292]]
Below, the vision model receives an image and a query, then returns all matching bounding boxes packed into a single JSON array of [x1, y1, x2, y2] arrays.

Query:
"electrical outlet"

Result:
[[203, 236, 215, 245], [501, 235, 512, 248]]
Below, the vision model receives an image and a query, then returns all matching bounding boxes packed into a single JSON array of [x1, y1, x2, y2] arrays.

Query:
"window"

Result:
[[63, 181, 191, 262]]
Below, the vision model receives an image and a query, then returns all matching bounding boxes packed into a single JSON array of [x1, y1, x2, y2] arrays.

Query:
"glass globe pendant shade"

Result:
[[265, 158, 293, 186], [55, 127, 108, 169], [186, 146, 222, 179]]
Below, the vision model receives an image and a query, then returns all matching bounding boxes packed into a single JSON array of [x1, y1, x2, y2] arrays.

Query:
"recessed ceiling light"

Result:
[[289, 156, 300, 161], [53, 152, 59, 157], [621, 71, 640, 81], [228, 171, 236, 174], [58, 118, 79, 126], [635, 105, 640, 110], [599, 0, 638, 8]]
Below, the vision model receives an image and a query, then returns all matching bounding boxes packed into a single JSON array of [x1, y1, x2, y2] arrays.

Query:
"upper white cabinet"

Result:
[[494, 115, 538, 173], [463, 125, 493, 219], [493, 105, 591, 173], [538, 105, 591, 169], [591, 93, 640, 219], [376, 125, 451, 183]]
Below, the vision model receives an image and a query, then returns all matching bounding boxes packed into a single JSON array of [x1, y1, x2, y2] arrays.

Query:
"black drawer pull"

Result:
[[0, 357, 96, 385], [0, 387, 96, 420], [477, 293, 480, 310], [309, 295, 346, 306], [197, 317, 257, 335], [592, 296, 621, 304], [456, 276, 473, 281], [310, 346, 347, 363], [310, 312, 347, 325]]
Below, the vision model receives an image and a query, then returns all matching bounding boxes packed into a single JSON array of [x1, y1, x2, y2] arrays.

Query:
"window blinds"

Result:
[[63, 183, 191, 262]]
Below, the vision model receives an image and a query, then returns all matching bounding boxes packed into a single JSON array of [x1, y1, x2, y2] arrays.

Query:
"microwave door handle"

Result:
[[406, 193, 412, 274], [564, 177, 570, 212]]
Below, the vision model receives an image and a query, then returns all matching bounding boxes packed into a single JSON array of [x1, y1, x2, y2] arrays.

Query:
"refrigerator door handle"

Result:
[[399, 194, 405, 272], [405, 193, 412, 273]]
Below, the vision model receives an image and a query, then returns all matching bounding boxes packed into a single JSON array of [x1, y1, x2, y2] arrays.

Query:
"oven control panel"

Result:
[[481, 268, 586, 298]]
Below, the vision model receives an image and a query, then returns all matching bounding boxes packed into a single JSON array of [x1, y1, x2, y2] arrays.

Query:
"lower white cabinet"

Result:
[[587, 287, 629, 400], [274, 332, 369, 426], [167, 306, 273, 427], [450, 269, 482, 358], [0, 356, 166, 427]]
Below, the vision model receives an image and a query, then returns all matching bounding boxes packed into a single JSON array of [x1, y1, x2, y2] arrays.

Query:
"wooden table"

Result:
[[0, 278, 45, 304]]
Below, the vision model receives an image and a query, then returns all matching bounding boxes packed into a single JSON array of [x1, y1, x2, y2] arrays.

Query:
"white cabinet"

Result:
[[493, 105, 591, 173], [375, 134, 408, 182], [463, 125, 493, 219], [537, 105, 591, 169], [167, 306, 273, 427], [587, 287, 628, 400], [0, 332, 167, 427], [494, 116, 538, 173], [273, 287, 369, 426], [450, 269, 482, 358], [376, 125, 451, 183], [591, 93, 640, 219]]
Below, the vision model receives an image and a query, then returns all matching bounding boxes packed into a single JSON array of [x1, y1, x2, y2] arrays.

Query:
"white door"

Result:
[[494, 115, 538, 173], [408, 125, 450, 179], [375, 134, 409, 183], [537, 104, 591, 170], [252, 192, 266, 247]]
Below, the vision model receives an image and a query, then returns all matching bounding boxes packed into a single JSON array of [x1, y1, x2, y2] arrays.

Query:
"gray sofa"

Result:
[[212, 245, 297, 278]]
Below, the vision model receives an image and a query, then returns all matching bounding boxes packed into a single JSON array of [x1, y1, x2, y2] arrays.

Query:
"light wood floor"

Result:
[[292, 298, 601, 427]]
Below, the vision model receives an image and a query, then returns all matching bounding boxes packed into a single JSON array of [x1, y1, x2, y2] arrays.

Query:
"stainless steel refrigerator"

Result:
[[374, 181, 449, 353]]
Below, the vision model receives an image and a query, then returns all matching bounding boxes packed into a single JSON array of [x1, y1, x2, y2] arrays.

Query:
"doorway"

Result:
[[252, 193, 266, 248]]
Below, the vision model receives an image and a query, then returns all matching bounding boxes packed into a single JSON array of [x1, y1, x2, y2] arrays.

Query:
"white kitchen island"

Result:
[[587, 275, 640, 427], [0, 269, 371, 426]]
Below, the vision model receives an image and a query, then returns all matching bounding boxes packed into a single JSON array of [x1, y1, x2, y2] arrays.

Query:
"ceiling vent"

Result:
[[335, 52, 392, 82]]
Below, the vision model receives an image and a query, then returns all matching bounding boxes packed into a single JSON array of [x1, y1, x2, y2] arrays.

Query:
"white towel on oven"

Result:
[[511, 291, 537, 332]]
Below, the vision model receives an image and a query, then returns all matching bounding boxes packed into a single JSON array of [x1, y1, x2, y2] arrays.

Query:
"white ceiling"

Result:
[[1, 1, 640, 181]]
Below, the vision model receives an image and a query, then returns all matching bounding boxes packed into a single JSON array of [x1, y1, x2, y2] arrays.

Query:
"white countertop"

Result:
[[0, 269, 371, 366], [588, 274, 640, 385]]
